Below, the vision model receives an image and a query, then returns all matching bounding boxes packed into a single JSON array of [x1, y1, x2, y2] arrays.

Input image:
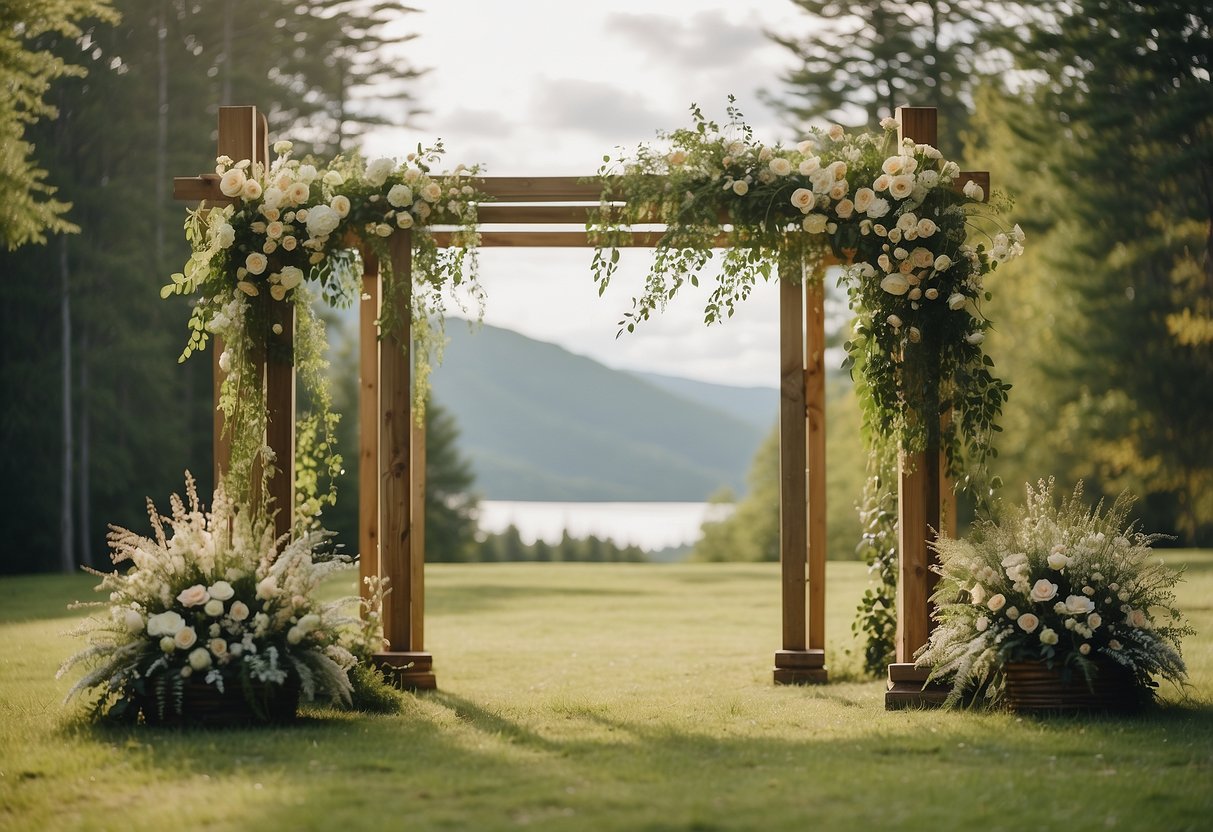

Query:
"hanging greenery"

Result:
[[162, 141, 484, 528]]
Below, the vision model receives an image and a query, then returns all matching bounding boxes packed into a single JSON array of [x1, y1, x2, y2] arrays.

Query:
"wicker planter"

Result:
[[139, 675, 300, 728], [1003, 660, 1142, 713]]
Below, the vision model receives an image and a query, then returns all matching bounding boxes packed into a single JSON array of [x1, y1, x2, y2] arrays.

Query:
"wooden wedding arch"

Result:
[[174, 105, 989, 708]]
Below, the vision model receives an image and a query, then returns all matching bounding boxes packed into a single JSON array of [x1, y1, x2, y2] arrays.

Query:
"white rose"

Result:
[[177, 584, 210, 608], [802, 213, 827, 234], [416, 182, 440, 203], [297, 164, 318, 184], [213, 223, 235, 249], [889, 175, 915, 200], [946, 292, 967, 310], [1087, 613, 1102, 630], [916, 218, 937, 237], [281, 235, 297, 251], [1060, 595, 1094, 616], [123, 609, 145, 633], [879, 274, 910, 296], [986, 593, 1007, 612], [387, 184, 413, 207], [886, 314, 902, 329], [244, 253, 268, 276], [396, 212, 415, 229], [219, 168, 247, 197], [835, 198, 855, 219], [1039, 627, 1059, 646], [866, 198, 890, 219], [209, 638, 228, 657], [229, 600, 250, 622], [798, 157, 820, 176], [1079, 643, 1092, 655], [731, 180, 749, 196], [1030, 579, 1058, 603], [147, 610, 186, 637], [272, 140, 292, 155], [188, 647, 212, 671], [829, 180, 849, 200], [1017, 613, 1040, 633], [365, 158, 395, 187], [323, 170, 344, 187], [924, 288, 939, 300], [910, 247, 934, 269], [966, 331, 985, 345], [932, 254, 952, 272], [174, 626, 198, 650], [306, 205, 341, 238], [769, 157, 793, 176], [1046, 552, 1068, 571], [286, 182, 310, 205], [790, 188, 815, 212], [262, 187, 285, 210], [963, 179, 985, 201], [204, 598, 225, 617], [241, 179, 262, 200], [853, 188, 875, 214], [159, 636, 176, 653], [375, 223, 393, 237]]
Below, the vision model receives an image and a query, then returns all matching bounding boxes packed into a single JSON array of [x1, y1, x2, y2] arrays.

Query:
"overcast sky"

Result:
[[362, 1, 818, 387]]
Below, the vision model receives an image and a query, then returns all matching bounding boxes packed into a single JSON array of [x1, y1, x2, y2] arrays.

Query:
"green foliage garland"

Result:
[[163, 141, 483, 529]]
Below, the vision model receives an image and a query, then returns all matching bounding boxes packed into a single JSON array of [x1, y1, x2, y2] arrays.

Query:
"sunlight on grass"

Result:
[[2, 557, 1211, 831]]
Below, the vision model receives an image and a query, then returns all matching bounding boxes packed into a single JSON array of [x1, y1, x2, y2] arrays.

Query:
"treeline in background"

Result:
[[2, 1, 1211, 574]]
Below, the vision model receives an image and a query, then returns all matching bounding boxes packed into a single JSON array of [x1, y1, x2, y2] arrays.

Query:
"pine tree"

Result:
[[764, 1, 1008, 155], [423, 400, 480, 562]]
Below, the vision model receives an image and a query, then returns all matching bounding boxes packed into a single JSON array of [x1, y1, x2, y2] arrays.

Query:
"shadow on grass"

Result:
[[50, 685, 1213, 831]]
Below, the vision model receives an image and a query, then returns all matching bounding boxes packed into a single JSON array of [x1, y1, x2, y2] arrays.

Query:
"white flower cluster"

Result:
[[200, 146, 479, 306], [919, 480, 1190, 706], [60, 474, 372, 716]]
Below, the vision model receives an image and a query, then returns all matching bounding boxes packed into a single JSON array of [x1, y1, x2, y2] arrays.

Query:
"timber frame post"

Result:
[[884, 106, 967, 709]]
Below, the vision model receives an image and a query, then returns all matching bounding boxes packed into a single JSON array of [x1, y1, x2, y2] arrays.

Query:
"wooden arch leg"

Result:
[[774, 256, 827, 684], [370, 231, 435, 690]]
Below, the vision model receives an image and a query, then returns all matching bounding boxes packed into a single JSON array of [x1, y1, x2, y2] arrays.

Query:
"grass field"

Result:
[[2, 555, 1211, 831]]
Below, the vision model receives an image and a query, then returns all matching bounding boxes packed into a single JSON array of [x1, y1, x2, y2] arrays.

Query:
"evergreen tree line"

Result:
[[0, 0, 422, 573], [696, 0, 1213, 557], [472, 528, 649, 565]]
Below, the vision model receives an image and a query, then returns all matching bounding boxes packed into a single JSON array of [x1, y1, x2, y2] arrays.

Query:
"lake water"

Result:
[[477, 501, 734, 551]]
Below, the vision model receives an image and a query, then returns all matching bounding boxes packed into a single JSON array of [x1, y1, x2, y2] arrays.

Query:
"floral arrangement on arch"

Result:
[[590, 99, 1023, 469], [161, 139, 484, 523], [58, 474, 390, 723], [918, 480, 1191, 708]]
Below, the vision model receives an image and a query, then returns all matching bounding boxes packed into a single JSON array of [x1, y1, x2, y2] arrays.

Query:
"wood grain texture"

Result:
[[896, 106, 939, 148], [778, 263, 807, 652], [804, 277, 827, 652], [896, 451, 931, 661], [359, 253, 381, 595], [410, 411, 426, 649], [264, 301, 295, 540], [379, 231, 414, 653]]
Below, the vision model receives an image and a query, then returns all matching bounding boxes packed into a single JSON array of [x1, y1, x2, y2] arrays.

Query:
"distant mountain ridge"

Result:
[[627, 370, 778, 432], [428, 322, 771, 501]]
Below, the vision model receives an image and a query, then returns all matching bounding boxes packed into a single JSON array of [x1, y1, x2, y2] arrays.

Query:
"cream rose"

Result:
[[798, 157, 820, 176], [963, 179, 985, 201], [801, 213, 827, 234], [306, 204, 341, 238], [229, 600, 250, 622], [241, 179, 262, 200], [880, 274, 910, 296], [278, 266, 304, 290], [866, 198, 890, 219], [1030, 579, 1059, 603], [987, 593, 1007, 612], [174, 626, 198, 650], [790, 188, 815, 212], [146, 613, 184, 640], [888, 175, 915, 200], [769, 157, 793, 176], [213, 223, 235, 249], [1017, 613, 1040, 633], [916, 218, 937, 237], [188, 647, 212, 671], [1062, 594, 1095, 615], [159, 636, 176, 653], [1087, 613, 1102, 630], [244, 252, 268, 276], [204, 598, 225, 617], [396, 212, 415, 229], [731, 180, 749, 196], [177, 584, 210, 608], [947, 292, 967, 310], [330, 194, 351, 218], [219, 168, 247, 198], [853, 188, 875, 214], [421, 182, 444, 202], [209, 638, 228, 657], [123, 609, 145, 633], [1039, 627, 1059, 645], [286, 181, 310, 205], [256, 576, 278, 600], [387, 184, 414, 207]]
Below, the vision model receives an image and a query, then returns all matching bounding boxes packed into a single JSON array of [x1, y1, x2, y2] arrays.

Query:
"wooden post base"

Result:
[[373, 651, 437, 691], [884, 662, 949, 709], [773, 649, 828, 685]]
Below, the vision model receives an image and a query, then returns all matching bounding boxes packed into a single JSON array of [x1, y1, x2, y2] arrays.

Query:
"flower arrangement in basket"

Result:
[[59, 474, 389, 725], [918, 479, 1192, 710]]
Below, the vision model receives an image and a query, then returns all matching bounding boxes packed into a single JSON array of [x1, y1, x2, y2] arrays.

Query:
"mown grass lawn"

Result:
[[2, 555, 1211, 831]]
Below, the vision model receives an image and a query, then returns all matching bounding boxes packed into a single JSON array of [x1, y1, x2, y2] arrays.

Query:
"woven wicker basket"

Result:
[[1003, 660, 1142, 713], [139, 675, 300, 728]]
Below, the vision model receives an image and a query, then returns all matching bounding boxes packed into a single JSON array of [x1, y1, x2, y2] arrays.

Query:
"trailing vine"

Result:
[[590, 99, 1024, 671], [164, 141, 484, 530]]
